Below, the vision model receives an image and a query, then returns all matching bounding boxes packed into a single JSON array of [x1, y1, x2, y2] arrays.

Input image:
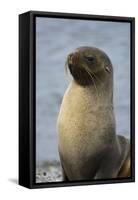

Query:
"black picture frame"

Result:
[[19, 10, 135, 189]]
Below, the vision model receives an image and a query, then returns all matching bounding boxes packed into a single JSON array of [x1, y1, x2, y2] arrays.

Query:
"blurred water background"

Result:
[[36, 17, 130, 169]]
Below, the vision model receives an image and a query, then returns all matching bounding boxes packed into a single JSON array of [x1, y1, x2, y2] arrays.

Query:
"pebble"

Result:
[[36, 162, 62, 183]]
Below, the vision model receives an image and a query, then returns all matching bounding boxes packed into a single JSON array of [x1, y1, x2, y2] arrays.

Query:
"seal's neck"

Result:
[[72, 77, 113, 106]]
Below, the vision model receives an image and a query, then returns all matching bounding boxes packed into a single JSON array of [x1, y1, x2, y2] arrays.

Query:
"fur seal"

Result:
[[57, 46, 130, 181]]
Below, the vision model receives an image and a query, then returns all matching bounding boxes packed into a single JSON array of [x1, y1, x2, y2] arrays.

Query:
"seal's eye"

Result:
[[84, 55, 95, 62]]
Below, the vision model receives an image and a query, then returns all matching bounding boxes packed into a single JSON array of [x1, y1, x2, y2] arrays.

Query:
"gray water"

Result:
[[36, 17, 130, 167]]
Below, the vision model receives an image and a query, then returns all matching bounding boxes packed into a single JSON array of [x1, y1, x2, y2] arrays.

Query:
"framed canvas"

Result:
[[19, 11, 135, 189]]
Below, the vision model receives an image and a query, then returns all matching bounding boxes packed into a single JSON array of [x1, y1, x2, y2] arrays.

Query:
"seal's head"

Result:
[[67, 46, 113, 86]]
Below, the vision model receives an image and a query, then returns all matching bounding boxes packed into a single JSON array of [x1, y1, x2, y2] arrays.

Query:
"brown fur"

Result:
[[57, 46, 130, 181]]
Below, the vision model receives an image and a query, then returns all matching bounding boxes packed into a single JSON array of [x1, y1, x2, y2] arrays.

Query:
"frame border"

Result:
[[19, 10, 135, 189]]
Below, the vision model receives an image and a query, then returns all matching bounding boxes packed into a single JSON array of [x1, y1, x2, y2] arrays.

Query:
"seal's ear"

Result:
[[105, 65, 111, 73]]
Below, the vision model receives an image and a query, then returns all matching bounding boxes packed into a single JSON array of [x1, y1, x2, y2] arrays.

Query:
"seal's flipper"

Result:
[[94, 146, 122, 179], [61, 165, 69, 181], [94, 135, 130, 179], [117, 135, 130, 178]]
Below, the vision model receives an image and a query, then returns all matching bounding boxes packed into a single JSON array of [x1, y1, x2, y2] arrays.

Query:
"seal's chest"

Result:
[[57, 82, 113, 149], [57, 83, 106, 135]]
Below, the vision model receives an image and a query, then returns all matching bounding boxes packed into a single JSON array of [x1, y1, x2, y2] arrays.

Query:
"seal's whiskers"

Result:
[[65, 60, 69, 75], [65, 61, 72, 83], [91, 71, 102, 85], [84, 67, 100, 100]]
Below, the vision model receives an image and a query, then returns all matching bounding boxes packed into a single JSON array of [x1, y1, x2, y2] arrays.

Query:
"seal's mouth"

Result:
[[68, 52, 80, 72], [68, 52, 79, 64], [67, 52, 95, 86]]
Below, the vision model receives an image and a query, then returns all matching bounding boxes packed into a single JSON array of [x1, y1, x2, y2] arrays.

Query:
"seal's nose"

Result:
[[68, 52, 79, 66], [68, 53, 74, 65]]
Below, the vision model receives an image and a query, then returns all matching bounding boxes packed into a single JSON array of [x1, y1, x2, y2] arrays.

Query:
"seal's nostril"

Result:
[[68, 52, 79, 66], [68, 53, 74, 65], [70, 53, 74, 58], [68, 53, 74, 61]]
